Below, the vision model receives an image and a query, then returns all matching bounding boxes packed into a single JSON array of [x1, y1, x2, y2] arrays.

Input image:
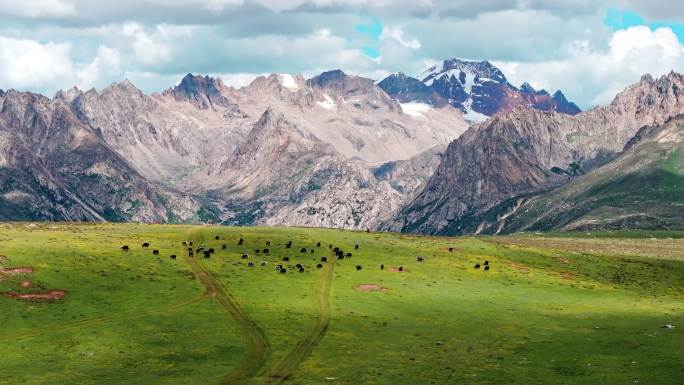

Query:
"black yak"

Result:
[[398, 266, 404, 272], [484, 265, 490, 271], [203, 251, 211, 258], [321, 257, 328, 262], [170, 255, 177, 260], [266, 241, 271, 246], [121, 245, 130, 251], [280, 268, 287, 274], [248, 262, 255, 267], [417, 256, 425, 262], [380, 264, 384, 270], [346, 253, 352, 258], [484, 261, 489, 266], [356, 265, 362, 271], [263, 248, 269, 253], [238, 238, 244, 245], [355, 244, 359, 250], [316, 242, 321, 247], [142, 242, 150, 248], [152, 250, 159, 255], [448, 247, 454, 252], [182, 241, 187, 246], [222, 245, 226, 250], [474, 264, 481, 269], [283, 257, 290, 262], [300, 247, 307, 253], [316, 263, 323, 268], [241, 254, 249, 259], [215, 236, 220, 240]]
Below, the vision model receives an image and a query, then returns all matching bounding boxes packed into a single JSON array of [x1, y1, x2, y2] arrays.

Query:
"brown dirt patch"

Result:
[[555, 256, 571, 264], [559, 271, 577, 280], [0, 267, 34, 275], [354, 284, 389, 292], [3, 290, 66, 301], [509, 263, 530, 273], [19, 280, 32, 288], [388, 267, 408, 273]]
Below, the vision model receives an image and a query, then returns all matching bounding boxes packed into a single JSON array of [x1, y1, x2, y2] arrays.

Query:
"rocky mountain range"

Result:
[[390, 72, 684, 235], [1, 62, 682, 234], [0, 69, 467, 227], [378, 58, 581, 122]]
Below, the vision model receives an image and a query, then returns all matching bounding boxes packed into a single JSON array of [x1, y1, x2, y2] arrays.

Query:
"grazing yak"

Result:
[[282, 257, 290, 262], [448, 247, 454, 252], [188, 251, 194, 257], [300, 247, 307, 253], [182, 241, 187, 246], [484, 265, 490, 271], [280, 268, 287, 274], [346, 253, 352, 258], [255, 249, 261, 254], [121, 245, 130, 251], [248, 262, 255, 267], [238, 238, 244, 245], [398, 266, 404, 272], [355, 265, 362, 271], [142, 242, 150, 248], [321, 257, 328, 262], [222, 245, 227, 250], [337, 255, 344, 260], [263, 248, 269, 253], [203, 251, 211, 258], [152, 250, 159, 255], [261, 261, 268, 266], [215, 236, 220, 240], [241, 254, 249, 259], [189, 241, 194, 246], [170, 255, 177, 260], [474, 264, 481, 269], [380, 264, 384, 270], [317, 242, 321, 247], [484, 261, 489, 266], [417, 256, 425, 262], [298, 266, 305, 273], [316, 263, 323, 268], [285, 241, 292, 249], [275, 264, 283, 271], [355, 244, 359, 250], [266, 241, 271, 246]]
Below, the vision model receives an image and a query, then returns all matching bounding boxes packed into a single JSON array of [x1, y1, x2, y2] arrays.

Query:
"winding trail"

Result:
[[184, 231, 270, 385], [264, 260, 336, 384]]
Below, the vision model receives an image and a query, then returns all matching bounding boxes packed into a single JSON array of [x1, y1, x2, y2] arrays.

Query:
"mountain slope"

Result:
[[391, 72, 684, 235], [489, 117, 684, 232]]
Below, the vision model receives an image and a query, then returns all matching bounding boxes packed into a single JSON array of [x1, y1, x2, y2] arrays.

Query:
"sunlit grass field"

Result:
[[0, 223, 682, 385]]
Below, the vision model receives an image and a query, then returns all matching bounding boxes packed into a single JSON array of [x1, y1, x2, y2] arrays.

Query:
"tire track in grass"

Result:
[[265, 260, 336, 384], [185, 231, 270, 385]]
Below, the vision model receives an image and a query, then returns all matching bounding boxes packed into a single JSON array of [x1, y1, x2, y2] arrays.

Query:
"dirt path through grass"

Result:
[[264, 260, 336, 384], [185, 230, 270, 385]]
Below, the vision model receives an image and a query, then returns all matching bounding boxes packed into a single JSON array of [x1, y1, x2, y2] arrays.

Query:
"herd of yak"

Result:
[[120, 235, 492, 273]]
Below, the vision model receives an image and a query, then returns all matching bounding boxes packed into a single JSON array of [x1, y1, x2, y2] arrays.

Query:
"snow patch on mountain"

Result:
[[400, 102, 432, 118], [278, 74, 299, 91], [317, 94, 336, 110]]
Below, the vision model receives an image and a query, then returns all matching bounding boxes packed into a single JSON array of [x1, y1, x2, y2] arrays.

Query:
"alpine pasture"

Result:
[[0, 223, 682, 385]]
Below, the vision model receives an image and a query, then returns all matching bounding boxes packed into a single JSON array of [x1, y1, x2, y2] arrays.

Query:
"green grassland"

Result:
[[0, 223, 683, 385]]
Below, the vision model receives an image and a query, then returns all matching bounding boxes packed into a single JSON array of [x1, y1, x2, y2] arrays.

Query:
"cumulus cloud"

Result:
[[0, 36, 122, 93], [494, 26, 684, 108]]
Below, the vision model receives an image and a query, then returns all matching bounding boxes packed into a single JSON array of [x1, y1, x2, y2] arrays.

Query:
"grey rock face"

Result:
[[393, 72, 684, 235], [0, 70, 466, 228]]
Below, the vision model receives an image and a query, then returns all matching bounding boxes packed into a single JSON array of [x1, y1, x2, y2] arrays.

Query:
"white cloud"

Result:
[[493, 26, 684, 108], [0, 36, 123, 94], [0, 0, 75, 18], [121, 23, 175, 66], [381, 26, 421, 49], [0, 37, 74, 90]]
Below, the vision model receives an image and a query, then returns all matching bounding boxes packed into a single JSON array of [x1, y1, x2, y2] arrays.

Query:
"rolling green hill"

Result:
[[0, 223, 682, 385], [482, 118, 684, 233]]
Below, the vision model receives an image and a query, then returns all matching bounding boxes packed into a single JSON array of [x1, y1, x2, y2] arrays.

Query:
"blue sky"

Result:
[[0, 0, 682, 109]]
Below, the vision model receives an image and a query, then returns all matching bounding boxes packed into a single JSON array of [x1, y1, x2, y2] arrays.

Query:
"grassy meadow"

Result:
[[0, 223, 682, 385]]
